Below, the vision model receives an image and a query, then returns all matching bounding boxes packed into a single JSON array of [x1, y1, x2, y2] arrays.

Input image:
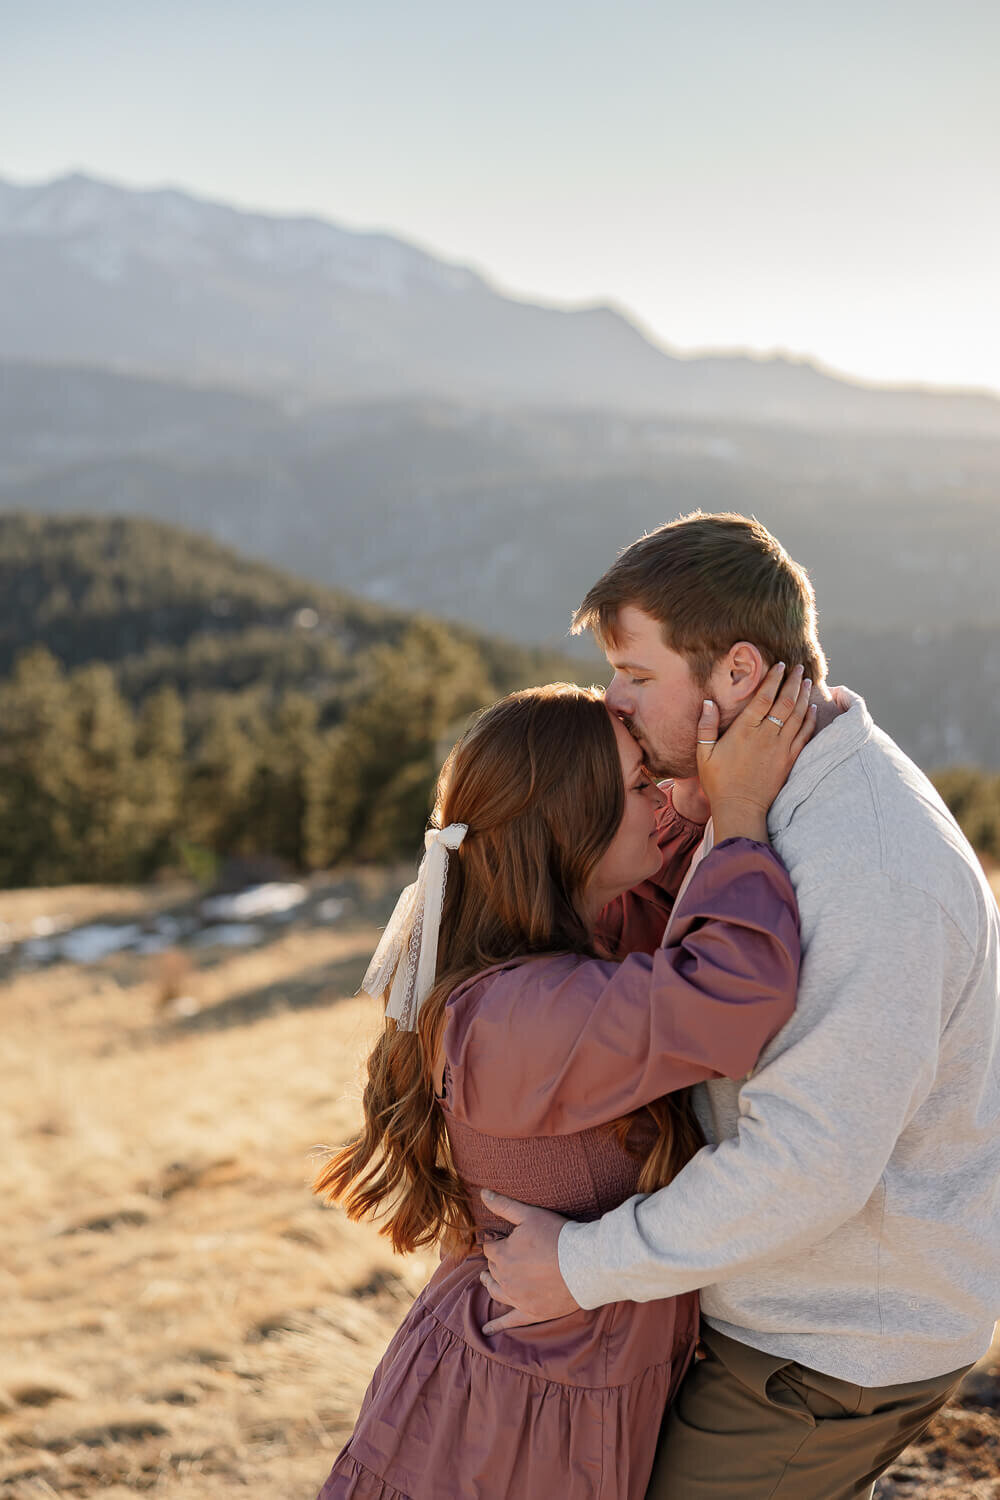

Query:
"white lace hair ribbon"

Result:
[[361, 823, 468, 1031]]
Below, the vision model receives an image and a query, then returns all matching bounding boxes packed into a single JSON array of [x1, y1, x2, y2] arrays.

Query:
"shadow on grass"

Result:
[[159, 953, 372, 1037]]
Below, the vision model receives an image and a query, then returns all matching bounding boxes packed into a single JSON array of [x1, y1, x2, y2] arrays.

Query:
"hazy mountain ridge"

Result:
[[3, 173, 1000, 432], [4, 359, 999, 643]]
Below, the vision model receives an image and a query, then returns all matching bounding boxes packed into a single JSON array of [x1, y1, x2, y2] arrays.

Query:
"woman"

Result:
[[314, 666, 814, 1500]]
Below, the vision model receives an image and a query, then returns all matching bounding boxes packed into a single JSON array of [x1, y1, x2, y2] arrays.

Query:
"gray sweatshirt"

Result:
[[559, 688, 1000, 1385]]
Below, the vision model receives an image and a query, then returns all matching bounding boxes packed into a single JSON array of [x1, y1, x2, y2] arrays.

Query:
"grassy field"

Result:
[[2, 876, 998, 1498]]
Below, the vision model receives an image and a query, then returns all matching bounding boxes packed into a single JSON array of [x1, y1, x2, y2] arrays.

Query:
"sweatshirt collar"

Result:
[[768, 685, 875, 835]]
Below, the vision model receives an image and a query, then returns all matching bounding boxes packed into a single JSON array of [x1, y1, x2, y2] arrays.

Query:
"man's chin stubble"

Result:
[[620, 716, 698, 781]]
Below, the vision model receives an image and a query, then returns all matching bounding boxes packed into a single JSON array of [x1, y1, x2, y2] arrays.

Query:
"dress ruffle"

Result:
[[319, 1453, 411, 1499], [315, 1256, 688, 1500]]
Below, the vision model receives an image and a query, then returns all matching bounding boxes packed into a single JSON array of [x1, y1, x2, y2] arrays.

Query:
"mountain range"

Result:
[[1, 171, 998, 770], [3, 171, 1000, 434]]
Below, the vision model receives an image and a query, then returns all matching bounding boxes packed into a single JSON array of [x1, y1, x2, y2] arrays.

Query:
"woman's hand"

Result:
[[696, 663, 816, 844]]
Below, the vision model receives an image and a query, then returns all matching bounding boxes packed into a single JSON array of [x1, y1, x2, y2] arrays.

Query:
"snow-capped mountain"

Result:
[[0, 172, 483, 296], [2, 171, 999, 434]]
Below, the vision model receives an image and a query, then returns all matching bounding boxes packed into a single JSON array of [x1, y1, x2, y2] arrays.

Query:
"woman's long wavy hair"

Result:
[[312, 683, 702, 1255]]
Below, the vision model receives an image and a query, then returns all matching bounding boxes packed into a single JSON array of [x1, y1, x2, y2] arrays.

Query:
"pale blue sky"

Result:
[[4, 0, 999, 391]]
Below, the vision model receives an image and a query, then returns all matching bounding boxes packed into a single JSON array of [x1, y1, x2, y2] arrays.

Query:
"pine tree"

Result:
[[319, 621, 492, 862], [0, 648, 80, 885], [135, 686, 186, 873], [241, 691, 323, 867], [185, 695, 263, 856], [65, 663, 145, 881]]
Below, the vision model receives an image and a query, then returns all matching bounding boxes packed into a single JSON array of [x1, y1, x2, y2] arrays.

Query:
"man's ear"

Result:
[[714, 641, 766, 707]]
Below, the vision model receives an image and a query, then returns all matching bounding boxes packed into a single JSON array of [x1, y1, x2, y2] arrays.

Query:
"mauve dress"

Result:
[[318, 799, 800, 1500]]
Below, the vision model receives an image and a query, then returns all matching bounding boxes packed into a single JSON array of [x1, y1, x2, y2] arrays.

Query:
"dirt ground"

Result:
[[2, 876, 998, 1498]]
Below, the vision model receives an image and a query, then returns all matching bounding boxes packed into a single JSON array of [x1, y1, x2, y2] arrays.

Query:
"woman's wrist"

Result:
[[710, 796, 770, 846]]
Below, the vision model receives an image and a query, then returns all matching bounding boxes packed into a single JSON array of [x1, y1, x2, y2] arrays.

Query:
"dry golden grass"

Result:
[[3, 880, 436, 1497], [2, 876, 998, 1498]]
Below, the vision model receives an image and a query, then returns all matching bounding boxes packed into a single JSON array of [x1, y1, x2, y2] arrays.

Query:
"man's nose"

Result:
[[605, 675, 632, 714]]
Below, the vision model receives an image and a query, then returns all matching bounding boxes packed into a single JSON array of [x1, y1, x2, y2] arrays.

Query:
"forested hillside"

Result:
[[0, 514, 587, 886], [1, 513, 997, 890]]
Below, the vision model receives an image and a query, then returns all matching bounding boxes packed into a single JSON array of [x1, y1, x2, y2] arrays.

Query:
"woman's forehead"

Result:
[[608, 709, 645, 767]]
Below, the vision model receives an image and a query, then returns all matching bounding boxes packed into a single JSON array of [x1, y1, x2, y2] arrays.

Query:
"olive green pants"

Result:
[[646, 1325, 972, 1499]]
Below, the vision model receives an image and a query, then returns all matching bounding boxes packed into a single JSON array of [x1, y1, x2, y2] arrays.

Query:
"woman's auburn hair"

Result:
[[312, 682, 701, 1255]]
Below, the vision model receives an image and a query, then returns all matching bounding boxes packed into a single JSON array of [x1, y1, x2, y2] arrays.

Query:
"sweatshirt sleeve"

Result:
[[558, 872, 971, 1308], [443, 838, 799, 1137], [595, 785, 708, 958]]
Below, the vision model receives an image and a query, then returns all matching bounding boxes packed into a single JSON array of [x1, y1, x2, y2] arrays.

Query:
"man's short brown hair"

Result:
[[573, 511, 827, 685]]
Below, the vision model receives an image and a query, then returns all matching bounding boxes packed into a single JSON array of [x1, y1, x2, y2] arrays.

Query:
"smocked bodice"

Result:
[[441, 1076, 658, 1240]]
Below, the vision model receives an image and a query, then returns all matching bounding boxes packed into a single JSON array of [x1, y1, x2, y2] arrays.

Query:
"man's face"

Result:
[[602, 605, 710, 779]]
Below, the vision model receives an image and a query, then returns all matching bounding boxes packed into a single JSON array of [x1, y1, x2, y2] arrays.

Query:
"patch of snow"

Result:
[[200, 883, 307, 921], [21, 937, 60, 964], [132, 934, 175, 956], [59, 923, 144, 964], [315, 898, 347, 923], [192, 922, 263, 948], [152, 914, 184, 940]]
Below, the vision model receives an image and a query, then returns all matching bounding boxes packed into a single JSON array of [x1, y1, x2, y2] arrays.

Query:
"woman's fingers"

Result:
[[778, 669, 818, 760], [767, 664, 806, 730], [781, 673, 812, 738], [791, 697, 819, 753], [695, 698, 720, 750], [750, 660, 788, 720]]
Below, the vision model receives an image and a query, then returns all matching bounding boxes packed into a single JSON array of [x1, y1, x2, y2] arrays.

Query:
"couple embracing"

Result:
[[313, 512, 1000, 1500]]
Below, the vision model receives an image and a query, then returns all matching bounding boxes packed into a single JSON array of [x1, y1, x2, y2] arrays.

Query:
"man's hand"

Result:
[[478, 1191, 581, 1336]]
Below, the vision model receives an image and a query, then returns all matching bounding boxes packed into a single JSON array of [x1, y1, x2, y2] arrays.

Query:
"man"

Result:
[[480, 512, 1000, 1499]]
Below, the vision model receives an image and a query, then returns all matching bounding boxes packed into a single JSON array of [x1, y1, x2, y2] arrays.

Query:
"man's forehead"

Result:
[[606, 607, 665, 653], [615, 604, 662, 635], [605, 635, 662, 671]]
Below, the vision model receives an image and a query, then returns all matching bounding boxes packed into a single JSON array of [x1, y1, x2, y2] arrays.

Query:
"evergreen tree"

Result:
[[135, 685, 186, 873], [0, 648, 80, 885], [65, 663, 145, 881], [321, 620, 492, 861], [185, 695, 263, 856], [241, 690, 323, 868]]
